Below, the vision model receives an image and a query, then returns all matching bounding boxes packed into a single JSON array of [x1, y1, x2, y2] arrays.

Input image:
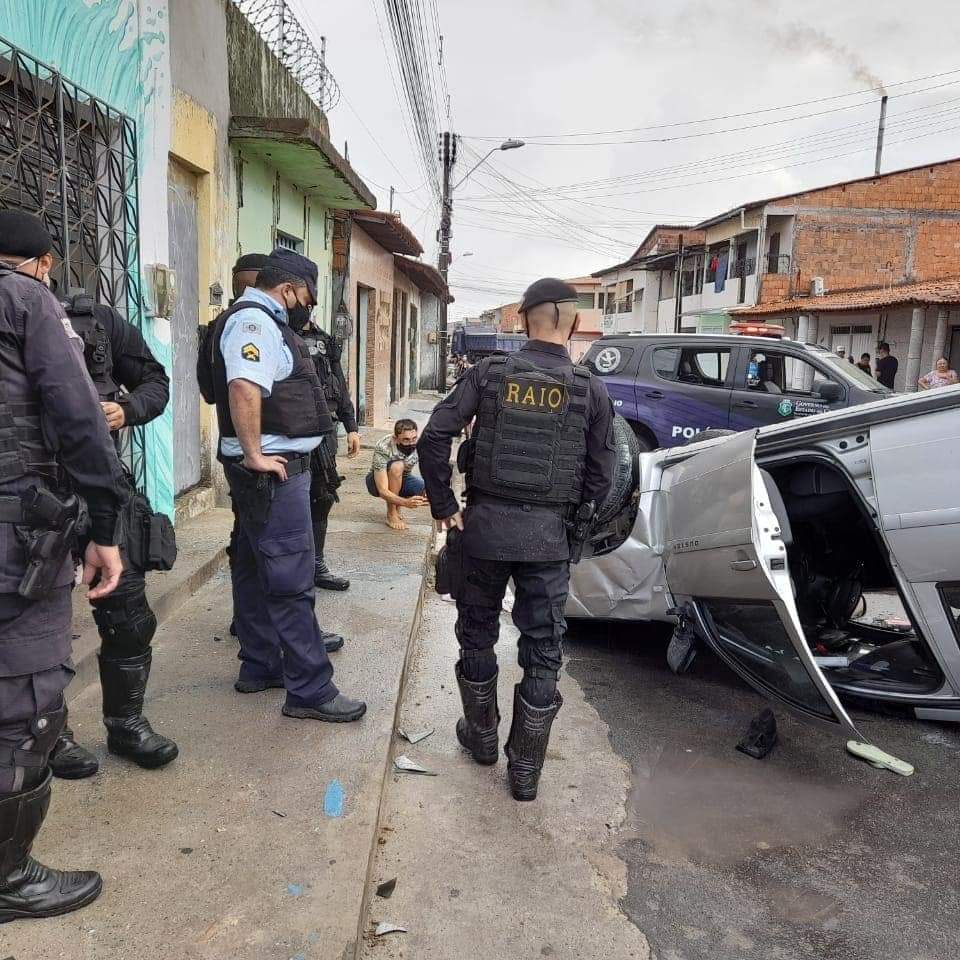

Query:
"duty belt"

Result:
[[222, 453, 312, 477]]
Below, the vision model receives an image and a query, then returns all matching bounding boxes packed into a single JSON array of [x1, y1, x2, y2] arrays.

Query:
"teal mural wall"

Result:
[[0, 0, 174, 518]]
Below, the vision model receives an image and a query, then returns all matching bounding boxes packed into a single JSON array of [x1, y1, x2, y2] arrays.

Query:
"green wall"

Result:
[[236, 151, 332, 331]]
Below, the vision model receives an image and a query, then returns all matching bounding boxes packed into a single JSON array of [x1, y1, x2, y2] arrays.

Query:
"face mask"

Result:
[[396, 442, 417, 456], [284, 289, 313, 327]]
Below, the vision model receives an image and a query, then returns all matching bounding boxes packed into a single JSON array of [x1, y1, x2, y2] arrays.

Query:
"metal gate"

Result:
[[0, 36, 147, 490]]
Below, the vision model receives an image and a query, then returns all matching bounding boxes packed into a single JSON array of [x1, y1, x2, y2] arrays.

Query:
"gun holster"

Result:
[[435, 527, 464, 599], [224, 461, 275, 526], [125, 489, 177, 572], [16, 486, 88, 601]]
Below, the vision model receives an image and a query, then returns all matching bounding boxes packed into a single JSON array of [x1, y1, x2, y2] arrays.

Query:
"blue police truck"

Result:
[[581, 333, 890, 450]]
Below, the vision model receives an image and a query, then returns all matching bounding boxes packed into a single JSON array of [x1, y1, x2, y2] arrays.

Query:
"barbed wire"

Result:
[[232, 0, 341, 112]]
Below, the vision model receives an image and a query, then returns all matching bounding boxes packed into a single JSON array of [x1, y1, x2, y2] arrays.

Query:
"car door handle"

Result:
[[730, 559, 758, 572], [645, 390, 664, 399], [734, 400, 758, 408]]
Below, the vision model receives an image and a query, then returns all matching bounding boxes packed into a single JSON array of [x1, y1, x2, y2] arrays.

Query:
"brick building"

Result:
[[726, 157, 960, 390]]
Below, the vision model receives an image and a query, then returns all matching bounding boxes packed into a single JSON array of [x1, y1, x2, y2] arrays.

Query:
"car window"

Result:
[[821, 353, 890, 393], [747, 350, 839, 398], [655, 346, 730, 388], [584, 343, 634, 377]]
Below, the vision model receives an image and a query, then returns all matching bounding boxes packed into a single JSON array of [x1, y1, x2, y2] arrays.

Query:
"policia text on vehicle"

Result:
[[418, 278, 616, 801], [0, 210, 126, 924]]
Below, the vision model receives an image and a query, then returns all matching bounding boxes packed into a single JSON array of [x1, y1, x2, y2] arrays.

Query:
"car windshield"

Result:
[[820, 354, 890, 393]]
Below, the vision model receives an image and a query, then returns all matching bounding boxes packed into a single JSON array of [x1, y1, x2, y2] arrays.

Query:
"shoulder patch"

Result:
[[242, 321, 262, 335], [241, 342, 261, 363]]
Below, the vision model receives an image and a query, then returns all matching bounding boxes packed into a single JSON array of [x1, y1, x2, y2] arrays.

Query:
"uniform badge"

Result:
[[501, 377, 568, 413], [243, 321, 262, 335], [315, 338, 327, 356], [241, 342, 261, 362]]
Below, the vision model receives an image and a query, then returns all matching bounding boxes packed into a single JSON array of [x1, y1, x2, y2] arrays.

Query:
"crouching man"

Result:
[[365, 419, 428, 531]]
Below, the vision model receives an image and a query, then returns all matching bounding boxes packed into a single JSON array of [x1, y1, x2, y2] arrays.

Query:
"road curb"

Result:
[[351, 529, 434, 957]]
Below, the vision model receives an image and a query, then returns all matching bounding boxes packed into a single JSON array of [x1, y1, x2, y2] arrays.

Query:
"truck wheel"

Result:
[[597, 415, 640, 523], [627, 421, 655, 452], [683, 428, 735, 445]]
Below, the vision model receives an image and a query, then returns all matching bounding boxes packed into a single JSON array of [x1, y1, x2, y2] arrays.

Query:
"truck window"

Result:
[[655, 346, 730, 387]]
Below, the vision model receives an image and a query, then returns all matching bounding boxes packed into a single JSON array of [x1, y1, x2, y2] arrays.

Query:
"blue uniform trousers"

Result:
[[230, 470, 338, 706]]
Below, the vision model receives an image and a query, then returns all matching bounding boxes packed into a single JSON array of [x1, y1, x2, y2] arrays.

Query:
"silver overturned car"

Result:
[[567, 386, 960, 740]]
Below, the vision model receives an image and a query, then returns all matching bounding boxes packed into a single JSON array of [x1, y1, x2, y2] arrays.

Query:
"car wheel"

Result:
[[596, 415, 640, 523], [683, 428, 735, 445]]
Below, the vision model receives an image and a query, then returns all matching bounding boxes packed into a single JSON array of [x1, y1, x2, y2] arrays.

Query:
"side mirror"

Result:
[[816, 381, 843, 403]]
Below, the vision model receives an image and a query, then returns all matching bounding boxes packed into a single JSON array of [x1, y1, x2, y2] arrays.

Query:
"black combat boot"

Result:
[[99, 651, 178, 769], [504, 685, 563, 801], [314, 557, 350, 591], [0, 772, 102, 923], [48, 725, 99, 780], [455, 663, 500, 765]]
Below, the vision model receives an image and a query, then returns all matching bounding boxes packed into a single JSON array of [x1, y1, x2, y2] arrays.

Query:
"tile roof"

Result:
[[732, 278, 960, 317], [350, 211, 423, 256]]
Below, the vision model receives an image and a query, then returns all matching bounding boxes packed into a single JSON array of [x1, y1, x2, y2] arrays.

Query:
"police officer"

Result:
[[0, 209, 126, 921], [418, 278, 616, 801], [298, 314, 360, 590], [209, 250, 365, 721], [47, 291, 178, 779]]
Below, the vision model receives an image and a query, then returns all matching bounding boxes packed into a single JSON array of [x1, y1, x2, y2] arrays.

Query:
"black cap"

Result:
[[0, 209, 53, 259], [233, 253, 272, 274], [267, 247, 318, 304], [518, 277, 579, 314]]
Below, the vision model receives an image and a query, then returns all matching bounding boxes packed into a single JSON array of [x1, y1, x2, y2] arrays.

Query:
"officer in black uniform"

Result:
[[47, 292, 178, 779], [418, 278, 616, 801], [0, 209, 126, 922], [298, 316, 361, 590]]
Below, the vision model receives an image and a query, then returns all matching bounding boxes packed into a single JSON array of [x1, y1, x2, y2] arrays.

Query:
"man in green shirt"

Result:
[[366, 419, 428, 530]]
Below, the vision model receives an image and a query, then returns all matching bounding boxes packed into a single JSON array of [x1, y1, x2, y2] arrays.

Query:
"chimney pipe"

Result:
[[874, 95, 888, 177]]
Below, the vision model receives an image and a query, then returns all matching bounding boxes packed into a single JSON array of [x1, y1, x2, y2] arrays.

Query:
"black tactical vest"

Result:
[[210, 300, 333, 444], [468, 353, 591, 507], [302, 329, 343, 408], [0, 268, 59, 482], [62, 293, 121, 400]]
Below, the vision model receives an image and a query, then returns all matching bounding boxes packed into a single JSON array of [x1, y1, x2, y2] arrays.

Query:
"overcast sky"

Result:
[[291, 0, 959, 322]]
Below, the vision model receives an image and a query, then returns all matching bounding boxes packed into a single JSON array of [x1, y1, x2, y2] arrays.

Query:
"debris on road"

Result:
[[398, 726, 434, 744], [376, 877, 397, 899], [374, 922, 407, 936], [847, 740, 915, 776], [394, 754, 437, 776], [324, 779, 345, 817], [272, 810, 287, 818], [736, 708, 778, 759]]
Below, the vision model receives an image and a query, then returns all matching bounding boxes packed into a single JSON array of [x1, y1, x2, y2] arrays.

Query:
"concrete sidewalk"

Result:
[[358, 594, 650, 960], [2, 453, 434, 960]]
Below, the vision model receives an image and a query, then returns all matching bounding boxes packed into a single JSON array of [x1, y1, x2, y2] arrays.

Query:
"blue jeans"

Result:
[[365, 471, 425, 498], [229, 470, 338, 706]]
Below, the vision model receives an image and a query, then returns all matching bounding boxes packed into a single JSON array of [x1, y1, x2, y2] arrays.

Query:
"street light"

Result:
[[453, 139, 525, 191]]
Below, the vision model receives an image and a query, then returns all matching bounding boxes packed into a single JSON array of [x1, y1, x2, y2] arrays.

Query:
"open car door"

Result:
[[662, 430, 864, 739]]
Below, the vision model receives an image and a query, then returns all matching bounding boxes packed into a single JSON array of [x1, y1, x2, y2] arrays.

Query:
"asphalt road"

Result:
[[564, 619, 960, 960]]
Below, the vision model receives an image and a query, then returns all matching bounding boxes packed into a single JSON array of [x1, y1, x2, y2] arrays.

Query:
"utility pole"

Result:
[[674, 233, 684, 334], [874, 95, 888, 176], [389, 185, 395, 213], [437, 131, 457, 392]]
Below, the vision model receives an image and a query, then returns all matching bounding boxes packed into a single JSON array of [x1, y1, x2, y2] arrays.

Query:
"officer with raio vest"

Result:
[[418, 278, 616, 801], [208, 250, 365, 722], [0, 210, 126, 922], [48, 288, 178, 779]]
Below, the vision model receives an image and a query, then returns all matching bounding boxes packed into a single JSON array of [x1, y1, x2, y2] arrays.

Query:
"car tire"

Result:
[[596, 415, 640, 523], [683, 428, 735, 445]]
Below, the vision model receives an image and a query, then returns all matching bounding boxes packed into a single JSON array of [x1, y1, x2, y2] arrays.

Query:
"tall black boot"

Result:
[[0, 772, 102, 923], [454, 663, 500, 765], [504, 685, 563, 801], [312, 516, 350, 591], [48, 723, 99, 780], [99, 651, 178, 769]]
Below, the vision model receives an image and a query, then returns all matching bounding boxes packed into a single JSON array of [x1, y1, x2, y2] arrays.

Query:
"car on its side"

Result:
[[567, 387, 960, 742], [581, 333, 890, 450]]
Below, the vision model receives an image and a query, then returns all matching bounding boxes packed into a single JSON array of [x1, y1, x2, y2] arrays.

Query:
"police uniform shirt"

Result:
[[418, 340, 617, 563], [219, 287, 322, 458]]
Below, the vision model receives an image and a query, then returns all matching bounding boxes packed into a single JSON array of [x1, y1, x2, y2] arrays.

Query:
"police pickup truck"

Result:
[[581, 333, 890, 450]]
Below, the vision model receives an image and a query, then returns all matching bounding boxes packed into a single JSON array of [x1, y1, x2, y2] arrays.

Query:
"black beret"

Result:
[[267, 248, 319, 304], [0, 209, 53, 259], [518, 277, 579, 314], [233, 253, 272, 273]]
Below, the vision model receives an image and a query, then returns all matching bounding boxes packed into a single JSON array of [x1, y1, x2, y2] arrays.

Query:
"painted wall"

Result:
[[418, 293, 440, 390], [0, 0, 175, 517]]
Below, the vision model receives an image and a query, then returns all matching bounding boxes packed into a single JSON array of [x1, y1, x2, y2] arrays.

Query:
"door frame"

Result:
[[355, 283, 370, 425]]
